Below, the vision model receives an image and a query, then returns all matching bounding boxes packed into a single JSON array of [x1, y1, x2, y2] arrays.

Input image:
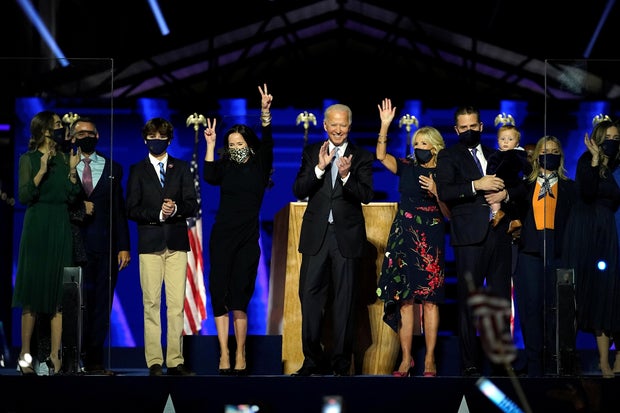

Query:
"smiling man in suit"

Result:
[[292, 103, 374, 376], [126, 117, 198, 376]]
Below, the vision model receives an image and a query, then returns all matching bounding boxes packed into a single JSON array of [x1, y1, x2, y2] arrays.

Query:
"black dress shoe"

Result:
[[333, 369, 351, 377], [291, 365, 321, 376], [232, 368, 248, 376], [218, 368, 233, 376], [167, 364, 196, 376], [149, 364, 163, 376], [463, 367, 481, 377]]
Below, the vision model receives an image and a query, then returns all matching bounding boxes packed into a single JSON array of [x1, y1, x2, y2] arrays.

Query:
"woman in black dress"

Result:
[[375, 98, 450, 377], [563, 118, 620, 378], [203, 84, 273, 375]]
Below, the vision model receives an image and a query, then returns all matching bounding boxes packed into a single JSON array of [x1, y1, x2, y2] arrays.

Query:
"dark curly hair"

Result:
[[222, 124, 260, 157]]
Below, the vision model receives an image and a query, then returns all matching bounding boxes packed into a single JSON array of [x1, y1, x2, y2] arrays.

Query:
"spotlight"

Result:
[[598, 260, 607, 271]]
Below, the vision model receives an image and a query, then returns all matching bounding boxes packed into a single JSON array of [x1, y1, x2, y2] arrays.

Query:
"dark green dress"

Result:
[[12, 150, 81, 314]]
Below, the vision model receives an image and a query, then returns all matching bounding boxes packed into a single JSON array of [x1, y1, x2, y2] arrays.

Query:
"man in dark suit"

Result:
[[69, 117, 131, 375], [435, 105, 524, 377], [126, 117, 198, 376], [292, 103, 374, 376]]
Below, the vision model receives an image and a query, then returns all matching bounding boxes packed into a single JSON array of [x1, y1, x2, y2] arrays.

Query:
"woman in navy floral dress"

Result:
[[375, 98, 450, 377]]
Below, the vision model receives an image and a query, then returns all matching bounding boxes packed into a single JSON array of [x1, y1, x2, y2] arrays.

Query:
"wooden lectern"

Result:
[[268, 201, 421, 375]]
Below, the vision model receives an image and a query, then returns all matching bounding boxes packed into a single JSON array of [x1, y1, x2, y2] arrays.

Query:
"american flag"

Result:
[[184, 150, 207, 334]]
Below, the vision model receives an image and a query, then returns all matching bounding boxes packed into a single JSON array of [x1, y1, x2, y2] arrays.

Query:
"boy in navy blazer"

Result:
[[126, 118, 198, 376]]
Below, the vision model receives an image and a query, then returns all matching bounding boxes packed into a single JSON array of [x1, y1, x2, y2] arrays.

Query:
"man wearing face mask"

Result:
[[435, 105, 525, 377], [68, 117, 131, 375], [563, 118, 620, 378], [126, 117, 199, 376]]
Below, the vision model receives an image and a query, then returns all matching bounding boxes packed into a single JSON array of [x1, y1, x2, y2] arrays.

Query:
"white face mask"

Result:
[[229, 147, 251, 163]]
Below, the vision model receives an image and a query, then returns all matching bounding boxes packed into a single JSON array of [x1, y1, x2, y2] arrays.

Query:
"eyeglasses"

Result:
[[74, 130, 96, 138]]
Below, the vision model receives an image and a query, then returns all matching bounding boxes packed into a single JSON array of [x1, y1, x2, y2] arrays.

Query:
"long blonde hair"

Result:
[[527, 136, 569, 182]]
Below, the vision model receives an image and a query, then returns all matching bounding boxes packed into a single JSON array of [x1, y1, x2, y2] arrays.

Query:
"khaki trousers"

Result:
[[139, 249, 187, 368]]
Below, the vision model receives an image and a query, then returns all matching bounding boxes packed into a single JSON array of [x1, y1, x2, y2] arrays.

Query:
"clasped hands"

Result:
[[161, 198, 176, 220], [317, 140, 352, 179]]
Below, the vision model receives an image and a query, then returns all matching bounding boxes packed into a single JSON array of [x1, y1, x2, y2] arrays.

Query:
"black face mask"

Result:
[[51, 127, 72, 153], [458, 129, 481, 148], [77, 136, 98, 154], [51, 127, 65, 144], [414, 149, 433, 165], [146, 139, 169, 156], [538, 153, 561, 171], [601, 139, 620, 159]]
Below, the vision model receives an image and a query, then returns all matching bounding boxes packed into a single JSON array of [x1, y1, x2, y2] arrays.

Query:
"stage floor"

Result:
[[1, 337, 617, 413], [1, 366, 619, 413]]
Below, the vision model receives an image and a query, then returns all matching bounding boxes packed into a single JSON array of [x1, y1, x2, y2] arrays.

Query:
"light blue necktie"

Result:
[[158, 162, 165, 187], [328, 148, 339, 223], [331, 147, 340, 187]]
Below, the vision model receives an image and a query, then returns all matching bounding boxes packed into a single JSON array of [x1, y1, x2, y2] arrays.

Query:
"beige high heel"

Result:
[[600, 362, 614, 378]]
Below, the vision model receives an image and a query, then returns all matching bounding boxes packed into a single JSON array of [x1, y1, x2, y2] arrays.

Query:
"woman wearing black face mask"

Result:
[[562, 118, 620, 378], [375, 98, 450, 377], [513, 136, 577, 378], [12, 110, 82, 375]]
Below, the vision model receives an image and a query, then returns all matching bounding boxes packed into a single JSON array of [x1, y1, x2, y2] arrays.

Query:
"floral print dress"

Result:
[[377, 159, 446, 332]]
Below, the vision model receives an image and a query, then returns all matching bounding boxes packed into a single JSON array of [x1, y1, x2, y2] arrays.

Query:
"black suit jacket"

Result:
[[292, 141, 374, 258], [79, 154, 131, 255], [517, 177, 577, 257], [126, 155, 198, 254], [436, 142, 525, 246]]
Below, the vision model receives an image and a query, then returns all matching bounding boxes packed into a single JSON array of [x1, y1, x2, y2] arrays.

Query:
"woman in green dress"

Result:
[[12, 111, 81, 375]]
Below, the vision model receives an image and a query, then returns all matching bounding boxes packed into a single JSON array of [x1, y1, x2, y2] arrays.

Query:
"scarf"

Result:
[[537, 172, 558, 200]]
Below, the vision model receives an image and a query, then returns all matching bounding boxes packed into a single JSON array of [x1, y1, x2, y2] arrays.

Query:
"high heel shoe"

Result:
[[17, 353, 37, 376], [43, 354, 62, 376], [232, 351, 247, 376], [44, 358, 57, 376], [219, 352, 232, 375], [392, 360, 414, 377], [423, 361, 437, 377], [232, 367, 248, 376], [600, 363, 614, 378]]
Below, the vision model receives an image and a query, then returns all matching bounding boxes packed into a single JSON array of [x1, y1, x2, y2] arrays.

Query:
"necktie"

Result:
[[471, 148, 484, 175], [158, 161, 165, 187], [82, 158, 93, 196], [331, 147, 340, 187], [328, 148, 339, 223]]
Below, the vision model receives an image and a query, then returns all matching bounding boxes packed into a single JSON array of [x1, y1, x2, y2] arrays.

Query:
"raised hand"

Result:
[[69, 146, 81, 169], [378, 98, 396, 125], [258, 83, 273, 111], [203, 118, 217, 146], [584, 132, 599, 158]]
